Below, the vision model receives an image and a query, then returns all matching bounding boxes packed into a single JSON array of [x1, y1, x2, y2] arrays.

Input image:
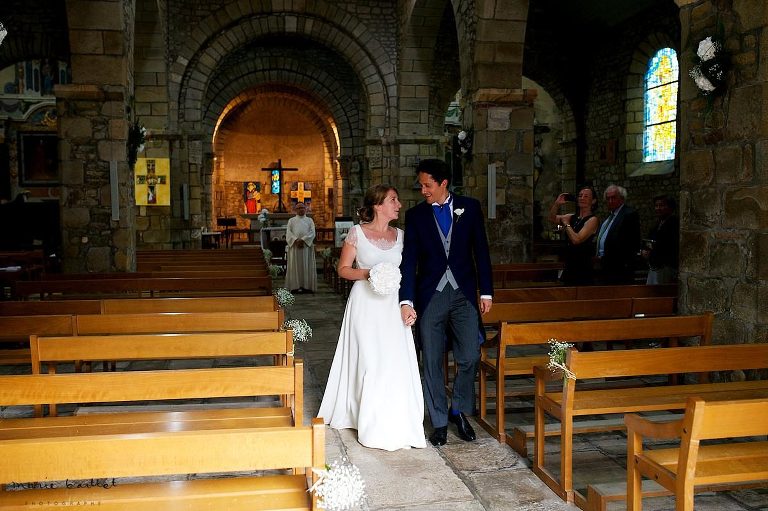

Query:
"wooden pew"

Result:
[[0, 296, 277, 316], [532, 343, 768, 507], [75, 311, 283, 335], [14, 275, 272, 299], [492, 268, 562, 288], [0, 368, 322, 511], [0, 315, 75, 365], [493, 283, 677, 303], [478, 312, 711, 448], [0, 300, 102, 316], [31, 330, 297, 417], [101, 295, 277, 314], [625, 397, 768, 511]]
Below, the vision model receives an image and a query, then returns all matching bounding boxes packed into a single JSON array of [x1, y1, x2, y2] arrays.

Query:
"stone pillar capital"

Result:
[[469, 88, 538, 107]]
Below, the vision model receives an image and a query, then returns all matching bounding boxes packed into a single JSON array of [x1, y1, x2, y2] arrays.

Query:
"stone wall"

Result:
[[676, 0, 768, 346]]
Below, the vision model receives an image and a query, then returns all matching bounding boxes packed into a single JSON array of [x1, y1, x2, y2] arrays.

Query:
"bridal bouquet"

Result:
[[309, 457, 366, 510], [367, 262, 401, 296]]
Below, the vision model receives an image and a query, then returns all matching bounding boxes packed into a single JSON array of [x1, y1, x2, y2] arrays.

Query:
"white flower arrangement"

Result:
[[268, 264, 284, 278], [283, 318, 312, 343], [258, 209, 271, 227], [309, 457, 366, 511], [321, 247, 332, 259], [273, 288, 295, 308], [547, 339, 576, 381], [367, 262, 401, 296], [262, 248, 273, 262], [0, 22, 7, 47], [689, 35, 728, 96]]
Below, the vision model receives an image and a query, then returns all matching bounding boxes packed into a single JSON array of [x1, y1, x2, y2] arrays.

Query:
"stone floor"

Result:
[[292, 277, 768, 511], [2, 277, 767, 510]]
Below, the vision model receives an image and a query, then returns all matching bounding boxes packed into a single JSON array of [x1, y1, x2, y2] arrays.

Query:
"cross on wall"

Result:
[[290, 182, 312, 204]]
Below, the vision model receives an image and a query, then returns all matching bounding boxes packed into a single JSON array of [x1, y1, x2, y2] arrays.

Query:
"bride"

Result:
[[318, 184, 426, 451]]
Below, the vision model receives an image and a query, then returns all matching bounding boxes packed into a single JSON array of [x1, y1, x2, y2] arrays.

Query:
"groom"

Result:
[[399, 158, 493, 446]]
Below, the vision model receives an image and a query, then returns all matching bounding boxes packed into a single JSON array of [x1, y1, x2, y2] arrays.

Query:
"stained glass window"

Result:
[[643, 48, 678, 162]]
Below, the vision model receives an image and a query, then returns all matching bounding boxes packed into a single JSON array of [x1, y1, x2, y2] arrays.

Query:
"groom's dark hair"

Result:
[[417, 158, 451, 186]]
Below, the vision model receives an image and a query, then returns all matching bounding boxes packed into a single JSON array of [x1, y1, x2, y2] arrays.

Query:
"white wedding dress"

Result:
[[318, 225, 426, 451]]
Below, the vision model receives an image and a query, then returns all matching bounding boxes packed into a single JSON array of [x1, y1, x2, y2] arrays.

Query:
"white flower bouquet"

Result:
[[268, 264, 284, 278], [367, 262, 401, 296], [262, 248, 273, 262], [283, 318, 312, 343], [309, 457, 366, 511], [547, 339, 576, 381], [689, 35, 728, 96], [273, 288, 295, 308]]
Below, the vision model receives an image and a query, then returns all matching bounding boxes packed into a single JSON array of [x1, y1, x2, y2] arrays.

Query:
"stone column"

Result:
[[58, 0, 135, 272], [57, 85, 135, 272], [675, 0, 768, 347], [466, 88, 536, 262]]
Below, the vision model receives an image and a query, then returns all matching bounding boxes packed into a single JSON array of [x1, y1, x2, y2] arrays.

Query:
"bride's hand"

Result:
[[401, 304, 417, 326]]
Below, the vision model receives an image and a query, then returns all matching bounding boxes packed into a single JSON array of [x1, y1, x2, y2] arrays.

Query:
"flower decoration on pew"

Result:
[[268, 264, 284, 278], [689, 35, 729, 96], [547, 339, 576, 381], [367, 262, 401, 296], [309, 457, 366, 511], [273, 288, 295, 309], [321, 247, 332, 259], [262, 248, 273, 263], [283, 318, 312, 344]]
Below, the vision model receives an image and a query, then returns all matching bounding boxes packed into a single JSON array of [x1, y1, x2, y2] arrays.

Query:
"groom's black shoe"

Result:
[[449, 412, 476, 442], [429, 426, 447, 446]]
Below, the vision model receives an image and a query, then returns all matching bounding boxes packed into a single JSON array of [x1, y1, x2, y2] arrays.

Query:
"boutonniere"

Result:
[[454, 208, 465, 221]]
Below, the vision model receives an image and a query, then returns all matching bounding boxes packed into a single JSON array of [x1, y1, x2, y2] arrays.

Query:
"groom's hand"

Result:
[[400, 304, 417, 326], [479, 298, 492, 315]]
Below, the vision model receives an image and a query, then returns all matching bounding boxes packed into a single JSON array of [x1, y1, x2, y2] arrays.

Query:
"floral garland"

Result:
[[127, 118, 147, 170], [689, 36, 729, 96], [283, 318, 312, 344], [367, 262, 401, 296], [273, 287, 295, 309], [309, 457, 366, 511], [547, 339, 576, 381]]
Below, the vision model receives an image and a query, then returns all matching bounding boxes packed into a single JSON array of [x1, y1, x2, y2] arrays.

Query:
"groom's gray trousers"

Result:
[[418, 285, 480, 428]]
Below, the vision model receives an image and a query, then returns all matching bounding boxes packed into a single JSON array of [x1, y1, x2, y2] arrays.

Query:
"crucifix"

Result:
[[261, 158, 298, 212]]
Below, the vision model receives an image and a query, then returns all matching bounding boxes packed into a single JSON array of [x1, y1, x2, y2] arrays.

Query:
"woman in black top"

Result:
[[548, 187, 599, 285]]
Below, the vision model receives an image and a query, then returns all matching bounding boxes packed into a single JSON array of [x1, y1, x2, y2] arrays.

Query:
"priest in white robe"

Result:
[[284, 202, 317, 293]]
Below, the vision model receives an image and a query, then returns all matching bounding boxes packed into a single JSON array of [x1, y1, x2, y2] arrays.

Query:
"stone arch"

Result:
[[0, 0, 69, 71], [202, 60, 363, 160], [211, 85, 342, 225], [171, 6, 394, 138]]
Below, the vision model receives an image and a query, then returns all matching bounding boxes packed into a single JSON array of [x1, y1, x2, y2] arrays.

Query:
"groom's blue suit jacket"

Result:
[[399, 195, 493, 314]]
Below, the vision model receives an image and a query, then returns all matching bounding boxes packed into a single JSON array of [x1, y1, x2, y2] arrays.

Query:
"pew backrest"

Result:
[[74, 311, 283, 335]]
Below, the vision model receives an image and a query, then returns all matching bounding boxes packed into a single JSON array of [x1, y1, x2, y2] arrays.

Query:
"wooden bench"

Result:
[[532, 343, 768, 507], [0, 368, 321, 511], [478, 310, 704, 449], [15, 276, 273, 299], [492, 268, 562, 288], [0, 314, 75, 365], [31, 330, 297, 417], [493, 283, 677, 303], [74, 310, 283, 335], [0, 296, 277, 316], [101, 295, 277, 314], [625, 396, 768, 511]]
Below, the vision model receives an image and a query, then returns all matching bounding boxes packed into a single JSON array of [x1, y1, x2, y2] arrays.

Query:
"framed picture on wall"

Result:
[[19, 133, 59, 185]]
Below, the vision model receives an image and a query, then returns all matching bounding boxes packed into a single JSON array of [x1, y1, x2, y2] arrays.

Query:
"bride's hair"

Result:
[[357, 184, 398, 223]]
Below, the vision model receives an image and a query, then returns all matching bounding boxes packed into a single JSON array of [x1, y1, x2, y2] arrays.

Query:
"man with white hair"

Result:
[[284, 202, 317, 293], [595, 184, 641, 284]]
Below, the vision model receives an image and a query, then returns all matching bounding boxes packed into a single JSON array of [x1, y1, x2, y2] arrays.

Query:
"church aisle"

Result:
[[292, 277, 576, 511]]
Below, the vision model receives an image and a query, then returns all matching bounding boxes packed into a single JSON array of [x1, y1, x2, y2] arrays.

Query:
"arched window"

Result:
[[643, 48, 678, 162]]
